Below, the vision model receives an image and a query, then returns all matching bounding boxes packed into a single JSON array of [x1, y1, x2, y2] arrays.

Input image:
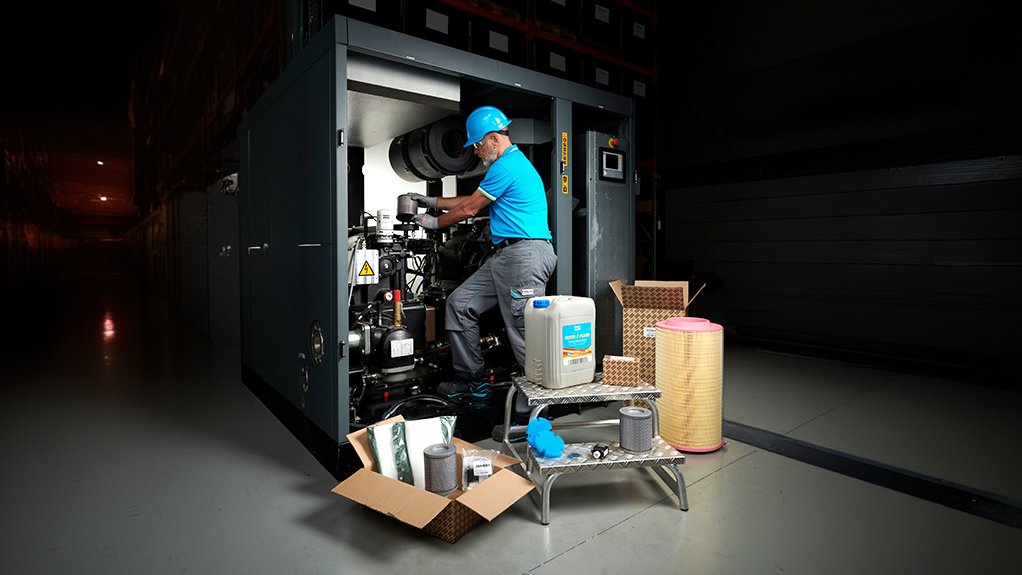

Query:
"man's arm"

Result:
[[435, 191, 491, 228]]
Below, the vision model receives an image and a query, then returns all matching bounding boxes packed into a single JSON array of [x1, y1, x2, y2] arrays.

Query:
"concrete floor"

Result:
[[1, 271, 1020, 574]]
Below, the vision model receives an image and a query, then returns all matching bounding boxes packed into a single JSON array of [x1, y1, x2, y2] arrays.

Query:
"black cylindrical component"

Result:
[[371, 325, 416, 374], [389, 115, 478, 182], [384, 254, 406, 295]]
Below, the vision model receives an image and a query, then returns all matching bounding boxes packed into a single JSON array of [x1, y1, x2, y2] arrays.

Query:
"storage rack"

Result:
[[501, 375, 689, 524], [363, 0, 658, 161]]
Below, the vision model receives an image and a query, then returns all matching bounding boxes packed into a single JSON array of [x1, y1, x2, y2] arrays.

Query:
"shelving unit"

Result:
[[501, 376, 689, 525], [435, 0, 657, 80]]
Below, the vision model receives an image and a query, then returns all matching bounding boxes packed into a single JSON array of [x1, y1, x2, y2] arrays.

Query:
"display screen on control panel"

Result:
[[599, 148, 626, 182]]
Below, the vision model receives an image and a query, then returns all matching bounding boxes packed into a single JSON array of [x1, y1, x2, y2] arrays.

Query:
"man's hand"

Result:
[[413, 213, 440, 230], [405, 193, 437, 209]]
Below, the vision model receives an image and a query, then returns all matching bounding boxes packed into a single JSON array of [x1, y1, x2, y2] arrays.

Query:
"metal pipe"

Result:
[[392, 289, 402, 326], [505, 418, 621, 436], [348, 329, 363, 352]]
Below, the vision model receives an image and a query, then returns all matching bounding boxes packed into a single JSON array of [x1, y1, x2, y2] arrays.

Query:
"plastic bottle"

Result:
[[524, 296, 597, 389]]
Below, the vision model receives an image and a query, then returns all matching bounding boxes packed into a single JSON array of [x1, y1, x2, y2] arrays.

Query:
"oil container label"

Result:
[[561, 322, 593, 366]]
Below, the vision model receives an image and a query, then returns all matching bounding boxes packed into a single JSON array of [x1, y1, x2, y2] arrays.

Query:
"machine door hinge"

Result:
[[337, 129, 344, 147]]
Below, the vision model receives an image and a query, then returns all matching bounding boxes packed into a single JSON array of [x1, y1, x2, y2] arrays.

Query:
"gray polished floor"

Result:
[[722, 346, 1022, 500], [2, 272, 1019, 575]]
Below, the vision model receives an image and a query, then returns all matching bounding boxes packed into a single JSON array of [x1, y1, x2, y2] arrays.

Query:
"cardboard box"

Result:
[[602, 355, 641, 386], [609, 280, 704, 386], [331, 416, 535, 543]]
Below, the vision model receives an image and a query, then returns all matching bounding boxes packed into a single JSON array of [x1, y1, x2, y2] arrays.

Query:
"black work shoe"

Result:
[[438, 379, 492, 400]]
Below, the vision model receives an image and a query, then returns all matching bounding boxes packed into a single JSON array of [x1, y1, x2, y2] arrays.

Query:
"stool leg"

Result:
[[666, 464, 689, 511], [502, 386, 517, 457], [647, 399, 661, 437], [651, 464, 689, 511], [541, 472, 562, 525], [530, 405, 547, 421]]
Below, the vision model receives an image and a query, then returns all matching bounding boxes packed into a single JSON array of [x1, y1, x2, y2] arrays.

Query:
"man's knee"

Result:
[[446, 292, 476, 331]]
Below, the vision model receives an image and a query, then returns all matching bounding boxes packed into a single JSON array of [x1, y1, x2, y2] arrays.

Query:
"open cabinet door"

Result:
[[240, 33, 349, 442]]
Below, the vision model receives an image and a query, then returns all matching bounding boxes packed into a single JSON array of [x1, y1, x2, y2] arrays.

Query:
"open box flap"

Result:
[[634, 280, 690, 288], [612, 279, 705, 308], [332, 468, 449, 529], [455, 468, 535, 521], [610, 279, 625, 305]]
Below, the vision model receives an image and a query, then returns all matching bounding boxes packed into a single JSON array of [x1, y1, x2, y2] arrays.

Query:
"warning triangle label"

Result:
[[358, 261, 375, 276]]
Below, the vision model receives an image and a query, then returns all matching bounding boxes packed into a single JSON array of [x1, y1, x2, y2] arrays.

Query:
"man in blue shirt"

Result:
[[411, 106, 557, 401]]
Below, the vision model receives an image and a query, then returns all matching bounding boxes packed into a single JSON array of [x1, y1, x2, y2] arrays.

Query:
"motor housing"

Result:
[[389, 115, 478, 182]]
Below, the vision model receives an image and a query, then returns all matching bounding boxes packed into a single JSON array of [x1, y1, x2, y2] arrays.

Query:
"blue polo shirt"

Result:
[[477, 145, 552, 244]]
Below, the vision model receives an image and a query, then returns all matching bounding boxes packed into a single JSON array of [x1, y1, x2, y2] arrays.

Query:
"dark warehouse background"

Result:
[[2, 1, 1020, 382], [656, 0, 1022, 382], [1, 1, 1021, 571]]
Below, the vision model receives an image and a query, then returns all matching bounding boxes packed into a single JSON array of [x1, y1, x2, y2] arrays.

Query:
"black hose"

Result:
[[380, 394, 453, 420]]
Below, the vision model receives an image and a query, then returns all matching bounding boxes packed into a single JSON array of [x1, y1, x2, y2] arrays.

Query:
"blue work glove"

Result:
[[406, 193, 437, 209], [414, 213, 440, 230]]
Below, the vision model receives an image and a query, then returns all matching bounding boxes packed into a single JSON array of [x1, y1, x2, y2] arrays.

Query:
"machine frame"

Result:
[[239, 17, 635, 477]]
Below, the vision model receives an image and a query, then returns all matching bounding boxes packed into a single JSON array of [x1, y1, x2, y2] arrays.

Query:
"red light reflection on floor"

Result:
[[103, 312, 116, 342]]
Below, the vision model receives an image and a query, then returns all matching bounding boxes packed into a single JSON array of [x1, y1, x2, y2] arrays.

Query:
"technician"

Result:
[[409, 105, 557, 401]]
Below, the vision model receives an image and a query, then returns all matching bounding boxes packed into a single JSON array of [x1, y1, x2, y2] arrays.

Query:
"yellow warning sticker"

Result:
[[561, 132, 569, 166], [561, 174, 569, 194], [358, 261, 375, 276]]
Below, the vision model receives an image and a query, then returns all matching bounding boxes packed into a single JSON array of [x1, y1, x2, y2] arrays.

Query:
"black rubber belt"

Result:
[[723, 420, 1022, 528]]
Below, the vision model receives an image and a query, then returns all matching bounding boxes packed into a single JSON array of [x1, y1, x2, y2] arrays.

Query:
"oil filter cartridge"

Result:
[[619, 406, 653, 453], [423, 443, 457, 496], [396, 194, 417, 222]]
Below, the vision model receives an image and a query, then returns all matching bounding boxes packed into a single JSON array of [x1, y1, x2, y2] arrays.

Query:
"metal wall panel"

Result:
[[585, 131, 634, 360], [549, 98, 573, 294], [240, 35, 346, 440], [662, 155, 1022, 375]]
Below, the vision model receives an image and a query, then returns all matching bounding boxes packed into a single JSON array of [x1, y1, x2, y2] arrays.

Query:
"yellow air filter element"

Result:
[[655, 317, 724, 452]]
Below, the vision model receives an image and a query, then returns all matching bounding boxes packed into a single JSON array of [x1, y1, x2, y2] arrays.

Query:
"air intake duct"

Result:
[[389, 115, 478, 182]]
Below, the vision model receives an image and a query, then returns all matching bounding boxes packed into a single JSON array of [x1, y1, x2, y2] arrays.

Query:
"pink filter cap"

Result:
[[662, 316, 709, 327], [656, 318, 723, 333]]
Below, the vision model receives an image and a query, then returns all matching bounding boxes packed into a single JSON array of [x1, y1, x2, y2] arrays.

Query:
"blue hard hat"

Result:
[[464, 106, 512, 148]]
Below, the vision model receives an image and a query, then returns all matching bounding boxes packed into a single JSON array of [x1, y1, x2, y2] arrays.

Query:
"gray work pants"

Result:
[[446, 239, 558, 380]]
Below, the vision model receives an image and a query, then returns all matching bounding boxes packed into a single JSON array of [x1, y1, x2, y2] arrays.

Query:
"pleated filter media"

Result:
[[619, 406, 653, 453], [423, 443, 457, 496], [655, 317, 724, 452]]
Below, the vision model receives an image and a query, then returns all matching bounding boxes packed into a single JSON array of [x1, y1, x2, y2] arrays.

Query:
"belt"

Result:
[[493, 238, 550, 252]]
